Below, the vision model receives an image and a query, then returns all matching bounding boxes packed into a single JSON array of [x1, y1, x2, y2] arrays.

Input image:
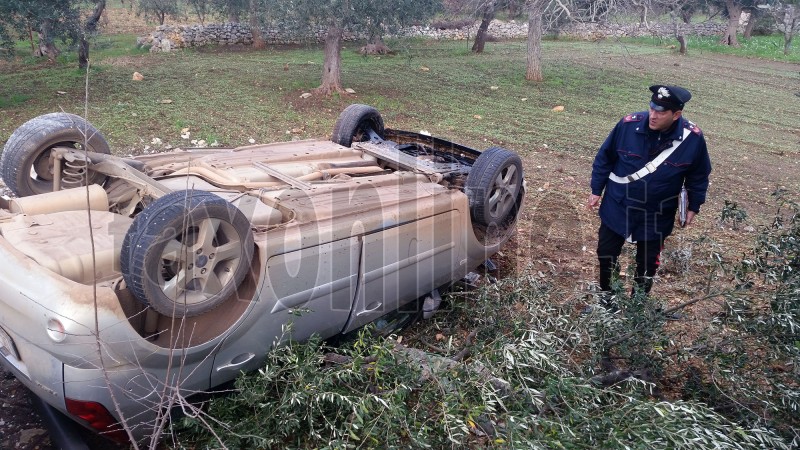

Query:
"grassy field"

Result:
[[628, 33, 800, 62], [1, 35, 798, 217]]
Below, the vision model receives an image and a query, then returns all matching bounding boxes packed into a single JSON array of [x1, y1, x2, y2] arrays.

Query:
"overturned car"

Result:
[[0, 104, 524, 443]]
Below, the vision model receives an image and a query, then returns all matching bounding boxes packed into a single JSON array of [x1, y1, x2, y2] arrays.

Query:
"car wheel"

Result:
[[465, 147, 523, 228], [331, 104, 385, 147], [0, 113, 110, 197], [121, 190, 255, 318]]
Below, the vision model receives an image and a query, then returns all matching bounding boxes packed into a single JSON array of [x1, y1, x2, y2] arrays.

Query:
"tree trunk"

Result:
[[472, 17, 493, 53], [639, 5, 649, 28], [743, 9, 755, 39], [315, 23, 344, 95], [671, 14, 687, 55], [28, 27, 35, 53], [508, 0, 522, 19], [229, 9, 240, 23], [472, 2, 495, 53], [360, 35, 391, 55], [79, 0, 107, 69], [38, 20, 60, 62], [250, 0, 265, 49], [719, 0, 742, 46], [782, 6, 798, 55], [525, 0, 544, 82], [677, 35, 687, 54]]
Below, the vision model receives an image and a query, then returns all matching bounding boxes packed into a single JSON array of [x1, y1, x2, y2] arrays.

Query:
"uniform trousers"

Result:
[[597, 223, 664, 294]]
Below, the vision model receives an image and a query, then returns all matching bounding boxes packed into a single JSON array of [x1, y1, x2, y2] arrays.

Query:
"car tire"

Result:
[[0, 113, 111, 197], [331, 104, 385, 147], [465, 147, 523, 228], [121, 190, 255, 318]]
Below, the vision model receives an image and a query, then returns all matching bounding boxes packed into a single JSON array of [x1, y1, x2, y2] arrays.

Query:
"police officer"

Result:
[[587, 85, 712, 303]]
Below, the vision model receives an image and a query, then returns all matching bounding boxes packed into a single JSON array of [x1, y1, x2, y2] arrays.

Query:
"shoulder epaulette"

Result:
[[685, 120, 702, 135], [623, 113, 642, 123]]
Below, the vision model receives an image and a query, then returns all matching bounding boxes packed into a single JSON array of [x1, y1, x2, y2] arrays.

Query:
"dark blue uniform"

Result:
[[591, 112, 712, 242], [590, 110, 711, 296]]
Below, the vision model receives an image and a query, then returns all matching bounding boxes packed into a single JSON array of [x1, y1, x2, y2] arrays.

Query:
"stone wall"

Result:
[[556, 21, 730, 39], [137, 20, 732, 52]]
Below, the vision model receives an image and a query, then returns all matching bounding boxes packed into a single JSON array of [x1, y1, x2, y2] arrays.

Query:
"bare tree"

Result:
[[760, 1, 800, 54], [671, 10, 688, 53], [473, 0, 498, 53], [618, 0, 701, 54], [630, 0, 653, 27]]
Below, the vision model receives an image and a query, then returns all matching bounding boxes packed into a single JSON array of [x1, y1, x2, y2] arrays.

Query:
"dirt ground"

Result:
[[1, 41, 798, 449], [99, 4, 164, 35]]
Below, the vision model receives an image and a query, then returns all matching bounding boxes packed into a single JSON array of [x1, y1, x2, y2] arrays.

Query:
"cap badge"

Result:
[[657, 87, 671, 99]]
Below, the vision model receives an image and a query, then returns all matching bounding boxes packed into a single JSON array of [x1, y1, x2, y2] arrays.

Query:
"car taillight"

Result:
[[65, 398, 129, 443]]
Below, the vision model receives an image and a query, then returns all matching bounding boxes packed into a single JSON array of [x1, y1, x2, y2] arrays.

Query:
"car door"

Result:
[[210, 236, 360, 386], [343, 211, 462, 333]]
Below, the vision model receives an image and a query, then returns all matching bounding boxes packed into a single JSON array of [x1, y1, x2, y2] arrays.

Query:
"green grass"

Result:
[[0, 34, 798, 163], [624, 33, 800, 62], [0, 93, 32, 108]]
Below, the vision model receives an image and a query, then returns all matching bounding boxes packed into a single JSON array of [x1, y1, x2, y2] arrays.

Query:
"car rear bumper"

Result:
[[29, 393, 91, 450], [0, 237, 160, 444]]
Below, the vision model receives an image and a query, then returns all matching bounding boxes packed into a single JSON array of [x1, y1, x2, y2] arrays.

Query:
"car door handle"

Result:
[[356, 302, 383, 317], [216, 352, 255, 372]]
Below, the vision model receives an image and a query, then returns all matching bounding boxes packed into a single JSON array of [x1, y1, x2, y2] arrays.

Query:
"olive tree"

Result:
[[186, 0, 211, 23], [79, 0, 106, 68], [258, 0, 441, 95], [212, 0, 249, 22], [0, 0, 80, 61], [137, 0, 180, 25]]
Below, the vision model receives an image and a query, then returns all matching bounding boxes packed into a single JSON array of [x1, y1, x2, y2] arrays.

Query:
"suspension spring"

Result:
[[61, 158, 88, 189]]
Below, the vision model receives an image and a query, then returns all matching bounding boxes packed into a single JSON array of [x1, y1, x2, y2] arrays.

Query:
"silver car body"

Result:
[[0, 109, 524, 444]]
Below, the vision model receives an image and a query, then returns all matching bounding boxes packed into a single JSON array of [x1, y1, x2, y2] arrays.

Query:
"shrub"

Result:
[[174, 264, 793, 448]]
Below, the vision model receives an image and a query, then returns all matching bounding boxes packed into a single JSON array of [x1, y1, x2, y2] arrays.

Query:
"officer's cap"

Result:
[[649, 85, 691, 112]]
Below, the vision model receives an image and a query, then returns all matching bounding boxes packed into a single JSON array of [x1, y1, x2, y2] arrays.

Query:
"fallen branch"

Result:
[[392, 340, 511, 395], [419, 340, 449, 354], [322, 333, 509, 395], [589, 368, 663, 399], [453, 330, 478, 362]]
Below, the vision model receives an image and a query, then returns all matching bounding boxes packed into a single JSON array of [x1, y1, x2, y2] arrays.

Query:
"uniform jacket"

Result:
[[590, 112, 712, 242]]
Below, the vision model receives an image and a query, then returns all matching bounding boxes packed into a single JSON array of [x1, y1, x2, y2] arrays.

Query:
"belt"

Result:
[[608, 128, 691, 184]]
